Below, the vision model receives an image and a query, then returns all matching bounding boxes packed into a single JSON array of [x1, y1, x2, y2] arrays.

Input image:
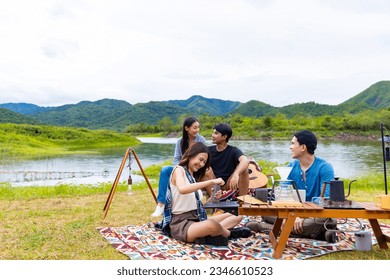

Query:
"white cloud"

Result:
[[0, 0, 389, 107]]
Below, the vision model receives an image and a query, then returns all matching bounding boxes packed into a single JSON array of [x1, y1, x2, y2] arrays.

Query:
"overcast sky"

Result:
[[1, 0, 389, 107]]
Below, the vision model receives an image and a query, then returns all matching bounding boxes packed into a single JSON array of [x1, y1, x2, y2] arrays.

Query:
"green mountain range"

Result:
[[1, 80, 390, 131], [0, 108, 40, 125]]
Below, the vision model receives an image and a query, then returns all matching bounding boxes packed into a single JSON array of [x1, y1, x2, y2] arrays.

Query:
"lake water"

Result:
[[0, 137, 386, 187]]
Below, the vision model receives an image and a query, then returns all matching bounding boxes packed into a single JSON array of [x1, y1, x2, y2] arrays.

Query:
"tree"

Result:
[[158, 117, 174, 133]]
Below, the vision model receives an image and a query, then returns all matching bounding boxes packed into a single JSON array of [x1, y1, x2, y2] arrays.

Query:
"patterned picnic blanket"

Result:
[[97, 217, 390, 260]]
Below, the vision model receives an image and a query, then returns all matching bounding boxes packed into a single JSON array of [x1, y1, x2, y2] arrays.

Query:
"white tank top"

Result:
[[170, 165, 203, 214]]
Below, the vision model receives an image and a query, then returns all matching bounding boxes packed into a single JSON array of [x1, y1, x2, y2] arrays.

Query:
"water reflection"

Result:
[[0, 138, 385, 187]]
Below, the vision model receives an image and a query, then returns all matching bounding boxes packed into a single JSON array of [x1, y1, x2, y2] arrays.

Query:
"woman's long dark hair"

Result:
[[180, 116, 200, 155], [179, 142, 210, 181]]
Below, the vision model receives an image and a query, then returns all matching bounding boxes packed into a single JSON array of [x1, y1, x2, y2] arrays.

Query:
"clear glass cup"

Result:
[[311, 196, 329, 206], [211, 185, 220, 203]]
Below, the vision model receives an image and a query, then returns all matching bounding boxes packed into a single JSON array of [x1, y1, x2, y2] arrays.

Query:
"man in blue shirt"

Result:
[[287, 131, 334, 200], [246, 130, 337, 242]]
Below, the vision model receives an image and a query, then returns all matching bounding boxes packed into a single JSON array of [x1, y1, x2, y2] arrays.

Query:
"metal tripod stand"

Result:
[[103, 147, 157, 219]]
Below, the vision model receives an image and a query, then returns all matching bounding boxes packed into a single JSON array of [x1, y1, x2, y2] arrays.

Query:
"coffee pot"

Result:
[[321, 177, 356, 202], [273, 180, 295, 201], [271, 179, 304, 203]]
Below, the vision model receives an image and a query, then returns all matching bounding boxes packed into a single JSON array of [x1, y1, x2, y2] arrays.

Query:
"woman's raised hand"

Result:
[[213, 178, 224, 186]]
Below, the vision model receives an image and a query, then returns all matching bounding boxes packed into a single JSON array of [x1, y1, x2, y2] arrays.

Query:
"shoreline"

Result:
[[165, 132, 379, 141]]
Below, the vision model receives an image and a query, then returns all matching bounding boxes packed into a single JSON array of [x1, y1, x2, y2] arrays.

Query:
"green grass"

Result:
[[0, 181, 156, 260], [1, 162, 389, 260], [0, 183, 124, 200], [0, 123, 140, 159]]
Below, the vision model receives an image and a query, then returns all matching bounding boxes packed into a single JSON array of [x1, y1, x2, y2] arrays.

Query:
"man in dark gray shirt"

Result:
[[203, 123, 249, 197]]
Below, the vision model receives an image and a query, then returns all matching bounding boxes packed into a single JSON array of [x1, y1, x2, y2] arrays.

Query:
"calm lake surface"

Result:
[[0, 137, 386, 187]]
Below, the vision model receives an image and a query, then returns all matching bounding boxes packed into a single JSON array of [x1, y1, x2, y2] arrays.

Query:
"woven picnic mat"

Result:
[[97, 217, 390, 260]]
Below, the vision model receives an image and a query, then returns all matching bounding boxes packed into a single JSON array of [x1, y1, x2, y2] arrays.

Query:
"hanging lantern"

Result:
[[127, 152, 133, 195], [384, 135, 390, 162]]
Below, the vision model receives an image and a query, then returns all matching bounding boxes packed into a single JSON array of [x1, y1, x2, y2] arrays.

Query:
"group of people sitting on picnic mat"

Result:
[[154, 116, 337, 246]]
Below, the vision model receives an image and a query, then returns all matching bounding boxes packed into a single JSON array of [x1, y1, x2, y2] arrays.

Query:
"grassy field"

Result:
[[1, 167, 390, 260], [0, 123, 140, 159], [0, 182, 156, 260]]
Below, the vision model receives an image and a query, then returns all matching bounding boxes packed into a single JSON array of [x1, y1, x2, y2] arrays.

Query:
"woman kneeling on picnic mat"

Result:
[[157, 142, 251, 246]]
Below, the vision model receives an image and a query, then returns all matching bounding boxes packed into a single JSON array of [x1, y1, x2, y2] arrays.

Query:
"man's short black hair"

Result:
[[294, 130, 317, 155], [213, 123, 233, 142]]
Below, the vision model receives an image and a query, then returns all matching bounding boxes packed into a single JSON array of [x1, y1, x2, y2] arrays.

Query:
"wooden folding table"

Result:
[[239, 202, 390, 259]]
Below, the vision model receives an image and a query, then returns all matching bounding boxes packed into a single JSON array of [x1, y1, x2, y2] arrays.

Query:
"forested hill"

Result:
[[0, 80, 389, 131], [0, 102, 52, 115], [31, 99, 190, 131], [166, 95, 241, 115], [337, 81, 390, 113], [0, 108, 40, 124]]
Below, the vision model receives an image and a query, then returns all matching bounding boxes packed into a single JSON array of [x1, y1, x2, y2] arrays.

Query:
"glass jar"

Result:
[[274, 181, 294, 201]]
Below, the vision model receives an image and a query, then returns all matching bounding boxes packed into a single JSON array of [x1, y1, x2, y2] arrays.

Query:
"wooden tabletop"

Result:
[[239, 201, 390, 219]]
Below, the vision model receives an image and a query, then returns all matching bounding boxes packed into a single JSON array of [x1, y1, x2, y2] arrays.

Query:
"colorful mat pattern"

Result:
[[97, 217, 390, 260]]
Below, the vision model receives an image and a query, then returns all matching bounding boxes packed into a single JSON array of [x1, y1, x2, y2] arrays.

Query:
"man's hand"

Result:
[[228, 173, 239, 190], [292, 217, 304, 234]]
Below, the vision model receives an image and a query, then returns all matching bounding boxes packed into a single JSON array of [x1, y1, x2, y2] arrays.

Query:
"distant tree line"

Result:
[[124, 108, 390, 139]]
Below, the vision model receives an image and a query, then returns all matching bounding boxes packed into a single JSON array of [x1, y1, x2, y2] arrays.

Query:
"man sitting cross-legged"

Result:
[[202, 123, 250, 199], [245, 130, 337, 243]]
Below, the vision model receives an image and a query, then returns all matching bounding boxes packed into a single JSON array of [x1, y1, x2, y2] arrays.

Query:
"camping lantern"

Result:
[[127, 151, 133, 195], [384, 134, 390, 162], [379, 123, 390, 161]]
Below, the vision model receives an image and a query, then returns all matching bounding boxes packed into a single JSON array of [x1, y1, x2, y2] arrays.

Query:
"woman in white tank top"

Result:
[[161, 142, 251, 246]]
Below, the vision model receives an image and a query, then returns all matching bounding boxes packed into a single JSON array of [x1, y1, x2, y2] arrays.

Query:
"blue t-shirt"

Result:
[[287, 157, 334, 201]]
